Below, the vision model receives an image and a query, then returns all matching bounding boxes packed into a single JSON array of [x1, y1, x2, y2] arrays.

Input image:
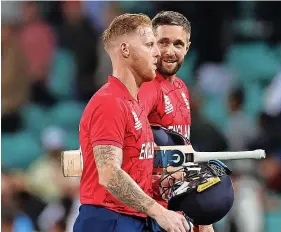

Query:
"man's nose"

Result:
[[154, 45, 161, 58], [165, 45, 175, 56]]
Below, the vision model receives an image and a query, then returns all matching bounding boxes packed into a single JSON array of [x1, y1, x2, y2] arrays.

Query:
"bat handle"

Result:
[[194, 150, 266, 163]]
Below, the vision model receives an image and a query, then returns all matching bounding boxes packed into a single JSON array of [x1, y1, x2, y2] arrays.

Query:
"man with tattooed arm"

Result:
[[73, 13, 191, 232]]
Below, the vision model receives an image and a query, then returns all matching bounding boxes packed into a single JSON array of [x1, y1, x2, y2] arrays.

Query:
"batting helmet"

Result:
[[152, 125, 234, 225]]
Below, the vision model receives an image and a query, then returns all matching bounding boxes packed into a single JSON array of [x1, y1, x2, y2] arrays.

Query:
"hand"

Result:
[[154, 208, 191, 232]]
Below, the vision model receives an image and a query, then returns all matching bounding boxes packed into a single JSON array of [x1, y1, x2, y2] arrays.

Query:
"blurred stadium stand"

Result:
[[1, 1, 281, 232]]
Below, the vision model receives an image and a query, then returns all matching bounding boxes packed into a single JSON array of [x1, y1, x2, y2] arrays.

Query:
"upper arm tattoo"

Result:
[[94, 145, 123, 169]]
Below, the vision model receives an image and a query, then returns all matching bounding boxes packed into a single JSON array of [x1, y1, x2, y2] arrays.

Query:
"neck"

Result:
[[160, 73, 176, 83], [112, 66, 141, 100]]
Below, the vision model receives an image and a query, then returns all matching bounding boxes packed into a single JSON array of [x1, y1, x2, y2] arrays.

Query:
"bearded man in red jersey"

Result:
[[139, 11, 214, 232]]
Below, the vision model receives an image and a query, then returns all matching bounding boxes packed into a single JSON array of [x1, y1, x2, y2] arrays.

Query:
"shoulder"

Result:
[[175, 77, 187, 87], [88, 93, 127, 113], [140, 79, 160, 92], [90, 82, 127, 106], [139, 80, 161, 101], [175, 77, 190, 93], [82, 89, 128, 124]]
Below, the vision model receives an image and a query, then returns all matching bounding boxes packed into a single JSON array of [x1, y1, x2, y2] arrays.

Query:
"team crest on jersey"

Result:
[[132, 110, 142, 130], [181, 92, 190, 110], [164, 95, 174, 114]]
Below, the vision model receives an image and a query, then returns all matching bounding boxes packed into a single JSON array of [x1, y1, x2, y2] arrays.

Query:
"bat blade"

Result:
[[61, 150, 82, 177]]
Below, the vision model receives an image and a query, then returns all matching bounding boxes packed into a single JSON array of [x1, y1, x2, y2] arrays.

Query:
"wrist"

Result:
[[146, 201, 165, 218]]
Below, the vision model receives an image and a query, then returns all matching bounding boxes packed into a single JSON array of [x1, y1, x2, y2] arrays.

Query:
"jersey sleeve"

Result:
[[179, 79, 192, 125], [89, 96, 127, 148], [139, 81, 160, 115], [179, 78, 190, 97], [185, 84, 191, 125]]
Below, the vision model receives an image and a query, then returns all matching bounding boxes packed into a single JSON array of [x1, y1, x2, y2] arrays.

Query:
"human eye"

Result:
[[174, 41, 185, 48], [158, 40, 168, 46], [146, 42, 154, 48]]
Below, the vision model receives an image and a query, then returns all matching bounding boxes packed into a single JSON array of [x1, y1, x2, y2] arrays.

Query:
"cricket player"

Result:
[[73, 13, 190, 232], [139, 11, 214, 232]]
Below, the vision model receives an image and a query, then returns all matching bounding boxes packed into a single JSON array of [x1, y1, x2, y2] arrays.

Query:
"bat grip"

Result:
[[194, 149, 266, 163]]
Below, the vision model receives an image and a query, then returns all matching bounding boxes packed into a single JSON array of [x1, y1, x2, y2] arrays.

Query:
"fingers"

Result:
[[175, 215, 190, 232], [176, 224, 186, 232], [167, 229, 181, 232], [158, 210, 191, 232], [167, 217, 189, 232], [181, 216, 191, 232], [172, 226, 185, 232]]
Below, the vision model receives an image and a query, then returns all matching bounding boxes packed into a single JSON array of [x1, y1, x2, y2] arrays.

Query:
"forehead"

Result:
[[134, 26, 155, 42], [155, 25, 190, 42]]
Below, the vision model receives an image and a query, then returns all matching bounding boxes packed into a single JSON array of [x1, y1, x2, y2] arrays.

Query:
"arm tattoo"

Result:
[[107, 167, 155, 214], [94, 145, 122, 168], [94, 145, 156, 214]]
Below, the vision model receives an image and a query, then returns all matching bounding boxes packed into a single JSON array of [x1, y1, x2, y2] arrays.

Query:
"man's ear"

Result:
[[121, 42, 130, 58], [185, 42, 191, 55]]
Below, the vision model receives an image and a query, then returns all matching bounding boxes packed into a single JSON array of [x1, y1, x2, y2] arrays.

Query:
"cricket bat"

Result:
[[61, 145, 266, 177]]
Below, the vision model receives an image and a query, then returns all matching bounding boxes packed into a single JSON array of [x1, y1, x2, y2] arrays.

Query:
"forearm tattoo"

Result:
[[94, 145, 155, 214]]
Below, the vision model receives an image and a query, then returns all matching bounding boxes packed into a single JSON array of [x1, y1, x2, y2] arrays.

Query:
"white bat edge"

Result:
[[63, 150, 80, 155], [193, 149, 266, 163]]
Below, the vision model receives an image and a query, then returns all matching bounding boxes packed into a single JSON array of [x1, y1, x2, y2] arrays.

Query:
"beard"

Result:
[[157, 58, 183, 76]]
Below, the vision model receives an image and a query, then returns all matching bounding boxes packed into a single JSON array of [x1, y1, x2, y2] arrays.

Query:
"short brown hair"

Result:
[[152, 11, 191, 34], [102, 13, 152, 48]]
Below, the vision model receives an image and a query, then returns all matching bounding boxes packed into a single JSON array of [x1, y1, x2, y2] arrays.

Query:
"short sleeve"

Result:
[[89, 96, 127, 148], [178, 78, 190, 98], [139, 81, 160, 115], [178, 79, 191, 125], [184, 83, 191, 125]]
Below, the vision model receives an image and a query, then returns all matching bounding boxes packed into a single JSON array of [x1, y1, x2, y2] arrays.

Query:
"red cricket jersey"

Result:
[[79, 76, 154, 218], [139, 72, 191, 208]]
